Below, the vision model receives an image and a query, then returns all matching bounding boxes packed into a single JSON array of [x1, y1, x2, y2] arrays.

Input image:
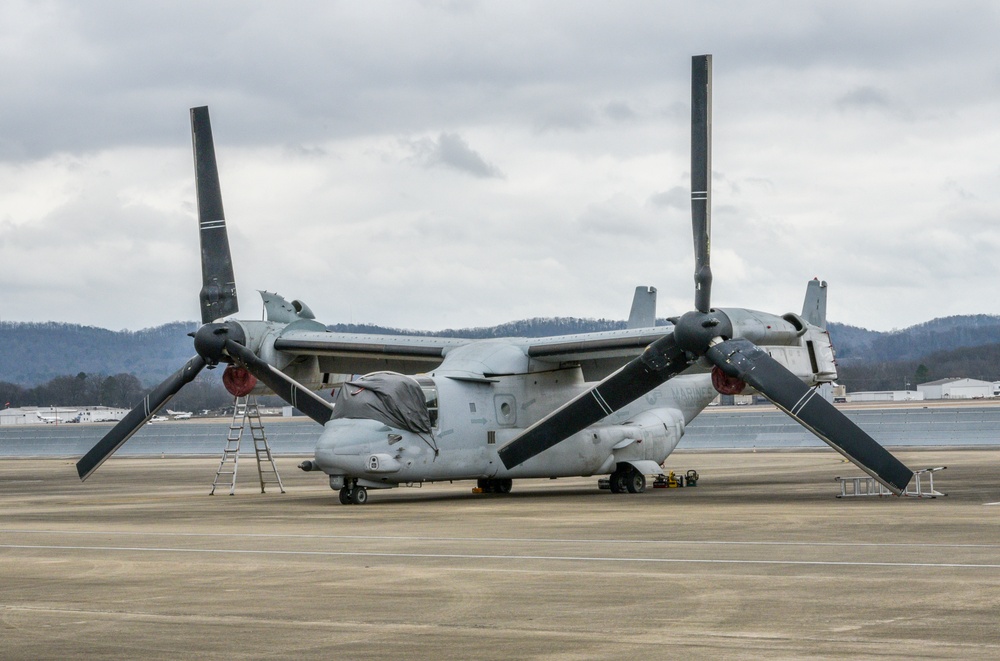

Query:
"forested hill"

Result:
[[0, 321, 199, 386], [2, 315, 999, 390], [827, 315, 1000, 364], [0, 318, 638, 388], [828, 316, 1000, 391]]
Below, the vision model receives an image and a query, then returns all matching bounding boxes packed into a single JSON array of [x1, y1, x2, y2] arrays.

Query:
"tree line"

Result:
[[3, 315, 1000, 407], [1, 371, 234, 412], [835, 343, 1000, 393]]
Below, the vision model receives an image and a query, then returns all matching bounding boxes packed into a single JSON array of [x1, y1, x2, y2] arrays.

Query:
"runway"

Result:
[[5, 401, 1000, 457], [2, 449, 999, 659]]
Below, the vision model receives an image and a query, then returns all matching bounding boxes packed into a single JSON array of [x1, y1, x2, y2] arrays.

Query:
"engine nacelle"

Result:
[[720, 308, 838, 386]]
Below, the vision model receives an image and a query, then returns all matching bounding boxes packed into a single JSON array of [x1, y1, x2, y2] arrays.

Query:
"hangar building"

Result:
[[917, 378, 1000, 400]]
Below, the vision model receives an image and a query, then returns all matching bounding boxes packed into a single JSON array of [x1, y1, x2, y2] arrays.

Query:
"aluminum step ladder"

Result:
[[835, 467, 946, 498], [210, 395, 286, 495]]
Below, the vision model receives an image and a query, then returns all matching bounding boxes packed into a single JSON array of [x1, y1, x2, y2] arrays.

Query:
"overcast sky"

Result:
[[1, 1, 998, 334]]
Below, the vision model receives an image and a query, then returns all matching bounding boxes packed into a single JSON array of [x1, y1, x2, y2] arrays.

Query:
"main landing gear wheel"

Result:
[[608, 466, 645, 494], [625, 468, 646, 494], [477, 478, 513, 494], [339, 487, 352, 505], [351, 487, 368, 505], [609, 470, 627, 494]]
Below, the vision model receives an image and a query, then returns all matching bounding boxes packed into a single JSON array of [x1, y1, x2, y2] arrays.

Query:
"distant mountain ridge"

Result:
[[0, 321, 200, 387], [3, 315, 999, 389], [828, 315, 1000, 364]]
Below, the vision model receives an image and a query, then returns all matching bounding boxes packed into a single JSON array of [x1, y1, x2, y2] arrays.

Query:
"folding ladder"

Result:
[[210, 395, 285, 495]]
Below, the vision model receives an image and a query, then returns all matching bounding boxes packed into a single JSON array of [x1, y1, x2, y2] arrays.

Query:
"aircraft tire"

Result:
[[339, 488, 352, 505], [351, 487, 369, 505], [625, 470, 646, 494], [609, 470, 626, 494], [496, 479, 513, 494]]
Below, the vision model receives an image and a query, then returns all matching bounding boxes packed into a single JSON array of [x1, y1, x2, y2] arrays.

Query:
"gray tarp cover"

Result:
[[331, 372, 432, 433]]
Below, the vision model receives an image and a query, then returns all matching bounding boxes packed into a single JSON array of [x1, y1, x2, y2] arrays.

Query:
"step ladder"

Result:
[[210, 395, 286, 495], [835, 466, 946, 499]]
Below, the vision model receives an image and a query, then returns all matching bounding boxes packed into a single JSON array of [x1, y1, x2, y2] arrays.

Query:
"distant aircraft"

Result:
[[165, 409, 193, 420], [35, 410, 78, 424], [77, 55, 914, 505], [146, 415, 169, 424]]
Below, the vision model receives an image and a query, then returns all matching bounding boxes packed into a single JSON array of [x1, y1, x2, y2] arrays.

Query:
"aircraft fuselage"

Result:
[[311, 365, 716, 491]]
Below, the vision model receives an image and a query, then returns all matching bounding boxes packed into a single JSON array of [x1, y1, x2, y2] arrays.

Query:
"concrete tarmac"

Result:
[[2, 449, 999, 660]]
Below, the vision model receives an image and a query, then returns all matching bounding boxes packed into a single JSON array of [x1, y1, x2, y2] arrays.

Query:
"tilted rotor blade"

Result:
[[691, 54, 713, 313], [706, 338, 913, 493], [499, 334, 690, 469], [191, 106, 239, 324], [76, 355, 206, 480], [223, 340, 335, 425]]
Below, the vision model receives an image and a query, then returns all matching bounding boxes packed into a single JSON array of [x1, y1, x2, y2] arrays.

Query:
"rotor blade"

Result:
[[76, 355, 206, 480], [191, 106, 239, 324], [499, 334, 689, 469], [691, 54, 713, 313], [224, 340, 335, 425], [706, 338, 913, 493]]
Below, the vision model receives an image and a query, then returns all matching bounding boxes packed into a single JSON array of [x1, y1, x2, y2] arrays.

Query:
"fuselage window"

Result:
[[416, 377, 439, 428]]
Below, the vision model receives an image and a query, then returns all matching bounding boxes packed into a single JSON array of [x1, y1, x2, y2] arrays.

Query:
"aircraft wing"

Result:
[[272, 329, 470, 375], [273, 326, 672, 380], [524, 327, 672, 380]]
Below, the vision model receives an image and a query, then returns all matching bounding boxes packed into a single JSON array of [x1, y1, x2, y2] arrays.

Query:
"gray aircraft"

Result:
[[77, 55, 914, 504]]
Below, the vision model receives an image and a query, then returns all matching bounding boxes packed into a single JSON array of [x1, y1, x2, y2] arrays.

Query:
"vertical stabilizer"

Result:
[[801, 279, 828, 329], [627, 286, 657, 329]]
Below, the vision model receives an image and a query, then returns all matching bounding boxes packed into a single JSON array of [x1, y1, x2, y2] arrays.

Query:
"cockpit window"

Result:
[[415, 377, 438, 428]]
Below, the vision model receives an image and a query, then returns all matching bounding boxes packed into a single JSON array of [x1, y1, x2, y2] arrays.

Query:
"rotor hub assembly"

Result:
[[672, 309, 733, 355], [192, 322, 245, 366]]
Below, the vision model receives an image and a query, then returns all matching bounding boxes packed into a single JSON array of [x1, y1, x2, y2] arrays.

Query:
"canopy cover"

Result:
[[331, 372, 432, 433]]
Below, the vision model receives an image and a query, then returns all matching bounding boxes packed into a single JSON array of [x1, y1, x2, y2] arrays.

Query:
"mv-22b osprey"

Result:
[[77, 55, 914, 504]]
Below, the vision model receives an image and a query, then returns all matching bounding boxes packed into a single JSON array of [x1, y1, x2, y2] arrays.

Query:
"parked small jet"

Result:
[[166, 409, 193, 420], [77, 55, 914, 504], [36, 409, 78, 424]]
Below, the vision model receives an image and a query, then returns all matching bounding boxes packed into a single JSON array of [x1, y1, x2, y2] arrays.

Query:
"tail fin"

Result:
[[627, 286, 657, 329], [801, 279, 827, 329]]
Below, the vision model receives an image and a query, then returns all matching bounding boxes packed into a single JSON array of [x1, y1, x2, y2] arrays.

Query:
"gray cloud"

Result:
[[406, 133, 504, 178], [578, 195, 651, 236], [603, 101, 639, 122], [835, 86, 893, 112], [2, 2, 1000, 332], [648, 186, 688, 209]]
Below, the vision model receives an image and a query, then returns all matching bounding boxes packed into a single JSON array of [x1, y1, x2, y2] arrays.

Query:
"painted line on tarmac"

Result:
[[3, 529, 999, 549], [3, 543, 1000, 570]]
